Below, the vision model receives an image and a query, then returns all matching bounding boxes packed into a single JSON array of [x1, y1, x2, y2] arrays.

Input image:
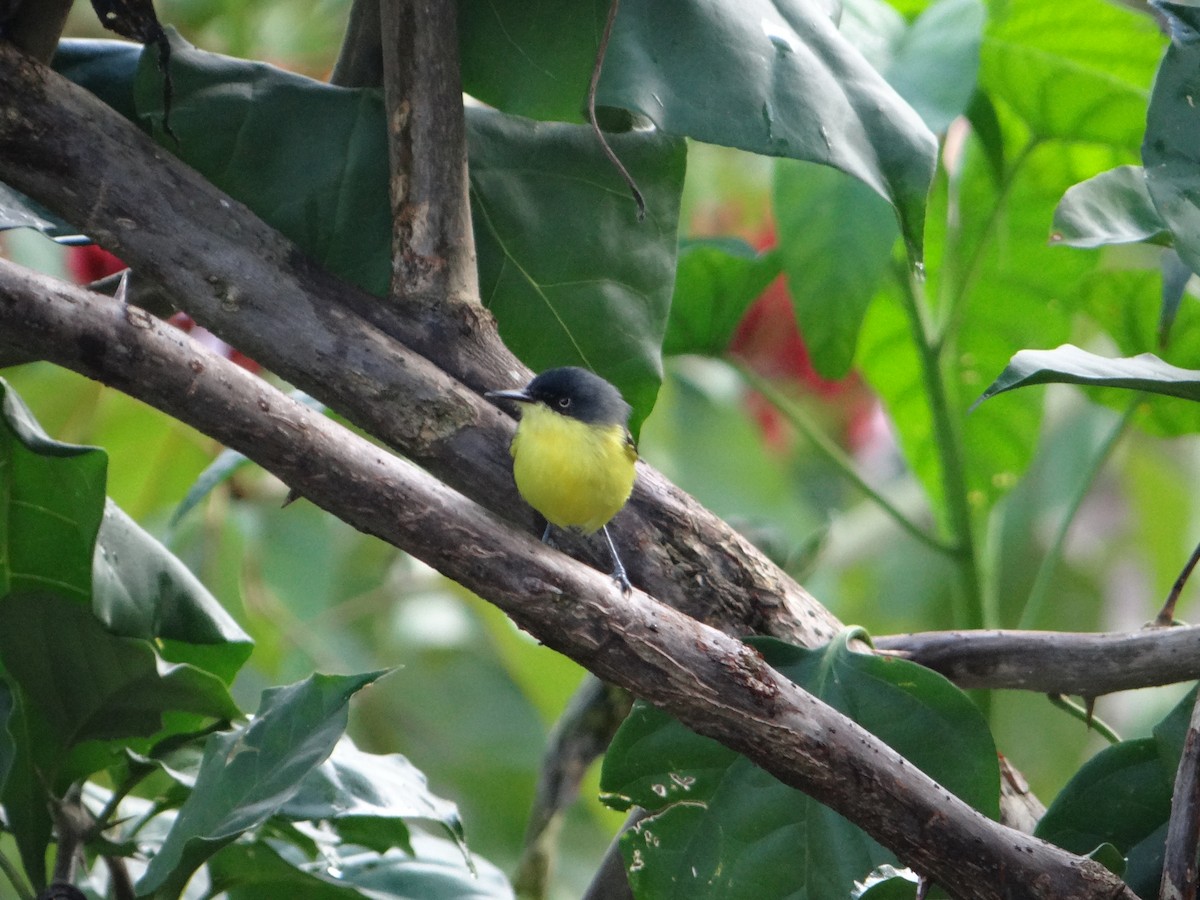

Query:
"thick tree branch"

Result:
[[1161, 688, 1200, 900], [0, 261, 1136, 900], [876, 627, 1200, 694], [0, 43, 835, 646], [379, 0, 478, 309]]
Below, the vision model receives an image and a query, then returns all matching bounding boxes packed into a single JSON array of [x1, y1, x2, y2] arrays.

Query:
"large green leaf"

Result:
[[0, 592, 239, 763], [975, 344, 1200, 406], [981, 0, 1162, 147], [137, 671, 388, 897], [600, 630, 998, 899], [858, 0, 1162, 521], [774, 160, 897, 379], [1036, 739, 1173, 899], [93, 500, 252, 683], [1144, 16, 1200, 279], [276, 736, 466, 856], [461, 0, 937, 264], [212, 832, 514, 900], [662, 240, 782, 358], [0, 379, 106, 603], [1051, 166, 1168, 249], [467, 109, 685, 423]]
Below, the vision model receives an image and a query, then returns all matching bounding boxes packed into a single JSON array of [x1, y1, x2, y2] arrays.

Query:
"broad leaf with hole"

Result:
[[461, 0, 937, 265], [599, 630, 998, 899]]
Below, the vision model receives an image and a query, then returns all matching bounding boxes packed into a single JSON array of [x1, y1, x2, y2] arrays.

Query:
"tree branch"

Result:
[[1161, 687, 1200, 900], [0, 261, 1136, 900], [379, 0, 478, 309], [0, 43, 835, 646], [876, 626, 1200, 694]]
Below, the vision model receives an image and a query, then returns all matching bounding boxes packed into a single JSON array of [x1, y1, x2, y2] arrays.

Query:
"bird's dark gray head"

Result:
[[490, 367, 631, 426]]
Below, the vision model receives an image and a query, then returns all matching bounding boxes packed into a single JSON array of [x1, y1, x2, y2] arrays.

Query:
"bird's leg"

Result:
[[602, 525, 632, 595], [541, 522, 553, 543]]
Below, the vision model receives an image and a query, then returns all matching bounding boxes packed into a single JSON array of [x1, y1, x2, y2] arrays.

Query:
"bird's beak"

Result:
[[484, 387, 533, 405]]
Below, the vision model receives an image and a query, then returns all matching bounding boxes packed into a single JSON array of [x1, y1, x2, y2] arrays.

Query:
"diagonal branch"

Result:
[[0, 260, 1136, 900], [0, 42, 834, 646]]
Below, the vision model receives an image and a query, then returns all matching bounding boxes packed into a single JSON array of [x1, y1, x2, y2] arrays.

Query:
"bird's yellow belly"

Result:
[[510, 405, 636, 534]]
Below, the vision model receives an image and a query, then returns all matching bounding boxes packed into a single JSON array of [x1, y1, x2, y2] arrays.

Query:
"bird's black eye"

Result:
[[557, 397, 571, 409]]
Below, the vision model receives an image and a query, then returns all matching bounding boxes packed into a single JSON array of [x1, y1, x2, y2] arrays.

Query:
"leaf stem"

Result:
[[1046, 694, 1121, 744], [736, 363, 956, 557], [897, 267, 984, 630], [1018, 401, 1137, 629], [0, 849, 34, 900]]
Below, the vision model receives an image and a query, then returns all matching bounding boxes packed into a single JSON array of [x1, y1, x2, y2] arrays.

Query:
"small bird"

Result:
[[486, 367, 638, 593]]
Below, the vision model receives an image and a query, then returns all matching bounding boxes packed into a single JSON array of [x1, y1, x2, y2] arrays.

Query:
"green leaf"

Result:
[[467, 108, 685, 427], [662, 240, 781, 358], [1051, 166, 1169, 249], [1036, 738, 1172, 899], [0, 591, 240, 777], [1, 688, 52, 889], [137, 671, 388, 897], [93, 500, 252, 683], [459, 0, 937, 263], [600, 630, 998, 898], [0, 378, 107, 604], [276, 736, 466, 857], [0, 678, 11, 792], [607, 0, 936, 262], [975, 344, 1200, 407], [774, 160, 898, 379], [981, 0, 1162, 147], [213, 832, 514, 900], [1144, 26, 1200, 279], [871, 0, 986, 134]]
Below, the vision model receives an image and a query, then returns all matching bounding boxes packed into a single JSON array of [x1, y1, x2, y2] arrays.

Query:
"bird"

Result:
[[486, 367, 638, 594]]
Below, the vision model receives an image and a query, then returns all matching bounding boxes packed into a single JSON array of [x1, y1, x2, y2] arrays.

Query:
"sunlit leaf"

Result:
[[975, 344, 1200, 406], [1051, 166, 1168, 249]]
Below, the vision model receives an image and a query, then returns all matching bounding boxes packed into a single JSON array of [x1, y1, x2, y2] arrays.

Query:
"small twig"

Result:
[[587, 0, 645, 221], [1046, 695, 1120, 744], [1160, 687, 1200, 900], [1158, 538, 1200, 626]]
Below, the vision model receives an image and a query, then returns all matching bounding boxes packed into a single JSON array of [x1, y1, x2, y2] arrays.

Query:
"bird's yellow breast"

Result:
[[510, 403, 637, 534]]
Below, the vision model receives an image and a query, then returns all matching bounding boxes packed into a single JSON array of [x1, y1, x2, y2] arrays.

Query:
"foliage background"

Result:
[[4, 0, 1200, 897]]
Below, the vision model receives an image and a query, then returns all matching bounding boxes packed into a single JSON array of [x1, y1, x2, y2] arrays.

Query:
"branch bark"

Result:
[[876, 627, 1200, 694], [1161, 688, 1200, 900], [379, 0, 478, 309], [0, 260, 1137, 900], [0, 43, 835, 646]]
